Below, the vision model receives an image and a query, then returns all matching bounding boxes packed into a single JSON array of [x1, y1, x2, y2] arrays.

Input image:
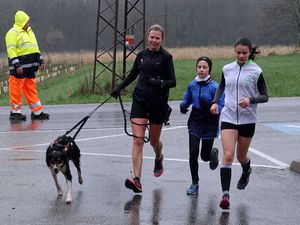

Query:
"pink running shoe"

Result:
[[219, 194, 230, 210], [125, 177, 143, 193]]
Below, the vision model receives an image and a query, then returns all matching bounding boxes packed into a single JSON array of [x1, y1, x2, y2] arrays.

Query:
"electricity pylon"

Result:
[[92, 0, 145, 93]]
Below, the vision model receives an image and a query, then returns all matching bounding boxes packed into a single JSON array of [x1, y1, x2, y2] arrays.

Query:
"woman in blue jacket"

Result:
[[180, 56, 224, 195]]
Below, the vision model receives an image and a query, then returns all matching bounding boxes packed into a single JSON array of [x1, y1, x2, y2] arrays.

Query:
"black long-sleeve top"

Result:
[[118, 47, 176, 103]]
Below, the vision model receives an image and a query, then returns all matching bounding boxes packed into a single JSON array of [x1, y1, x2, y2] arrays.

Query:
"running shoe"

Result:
[[219, 194, 230, 210], [209, 147, 219, 170], [237, 167, 252, 190], [125, 177, 143, 193], [153, 154, 164, 177], [186, 183, 199, 195]]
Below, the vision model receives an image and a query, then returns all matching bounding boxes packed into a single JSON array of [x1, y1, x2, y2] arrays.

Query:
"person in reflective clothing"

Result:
[[5, 10, 49, 121]]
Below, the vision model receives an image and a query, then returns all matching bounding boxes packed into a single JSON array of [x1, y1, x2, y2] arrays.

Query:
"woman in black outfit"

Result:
[[111, 24, 176, 193]]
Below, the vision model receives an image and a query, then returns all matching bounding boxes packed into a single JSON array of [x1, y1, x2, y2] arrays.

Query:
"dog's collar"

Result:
[[51, 142, 70, 152], [64, 143, 70, 152]]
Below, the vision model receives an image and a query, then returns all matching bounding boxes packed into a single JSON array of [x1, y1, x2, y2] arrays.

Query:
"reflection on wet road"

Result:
[[0, 99, 300, 225]]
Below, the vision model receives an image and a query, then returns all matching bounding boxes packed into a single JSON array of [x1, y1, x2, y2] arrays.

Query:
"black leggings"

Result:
[[189, 134, 214, 183]]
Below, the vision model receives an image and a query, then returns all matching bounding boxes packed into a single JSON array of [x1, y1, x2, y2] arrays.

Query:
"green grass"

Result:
[[256, 54, 300, 96], [172, 54, 300, 100], [171, 58, 231, 101], [0, 53, 299, 106]]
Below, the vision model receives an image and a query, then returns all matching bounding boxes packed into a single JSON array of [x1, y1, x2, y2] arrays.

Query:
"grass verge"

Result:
[[0, 53, 299, 106]]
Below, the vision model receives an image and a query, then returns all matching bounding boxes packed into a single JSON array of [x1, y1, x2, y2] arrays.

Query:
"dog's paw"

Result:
[[66, 190, 72, 204], [78, 176, 83, 185], [66, 197, 72, 204], [58, 190, 63, 196]]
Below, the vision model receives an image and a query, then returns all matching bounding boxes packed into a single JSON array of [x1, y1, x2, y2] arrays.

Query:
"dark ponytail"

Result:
[[235, 37, 260, 60]]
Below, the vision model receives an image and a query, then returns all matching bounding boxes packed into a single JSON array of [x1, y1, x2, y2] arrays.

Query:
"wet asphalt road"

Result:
[[0, 97, 299, 225]]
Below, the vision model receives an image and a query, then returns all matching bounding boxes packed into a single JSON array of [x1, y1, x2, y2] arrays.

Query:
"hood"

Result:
[[14, 11, 30, 29]]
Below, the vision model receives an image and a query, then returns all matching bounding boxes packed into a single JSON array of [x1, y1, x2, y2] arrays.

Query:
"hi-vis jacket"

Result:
[[218, 60, 268, 125], [5, 11, 43, 78]]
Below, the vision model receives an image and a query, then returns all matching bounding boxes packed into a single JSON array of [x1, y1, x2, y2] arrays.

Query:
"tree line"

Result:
[[0, 0, 299, 53]]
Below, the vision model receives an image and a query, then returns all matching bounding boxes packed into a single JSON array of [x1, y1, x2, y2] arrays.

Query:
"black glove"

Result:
[[180, 103, 189, 114], [200, 97, 212, 110], [110, 86, 122, 99], [148, 78, 164, 87]]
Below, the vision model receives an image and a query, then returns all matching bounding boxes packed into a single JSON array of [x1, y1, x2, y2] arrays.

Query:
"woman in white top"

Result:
[[210, 37, 269, 210]]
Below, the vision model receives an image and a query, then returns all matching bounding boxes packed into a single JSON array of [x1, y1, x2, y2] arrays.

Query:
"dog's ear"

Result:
[[46, 144, 53, 166], [46, 144, 53, 155]]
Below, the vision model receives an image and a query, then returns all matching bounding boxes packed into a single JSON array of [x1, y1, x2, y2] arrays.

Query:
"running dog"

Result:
[[46, 135, 83, 204]]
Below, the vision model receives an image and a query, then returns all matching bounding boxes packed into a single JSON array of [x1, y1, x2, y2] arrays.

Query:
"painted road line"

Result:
[[265, 123, 300, 135], [0, 125, 289, 169], [0, 127, 125, 134], [0, 147, 285, 170], [0, 126, 187, 149], [284, 125, 300, 128], [249, 147, 289, 169], [0, 125, 186, 135]]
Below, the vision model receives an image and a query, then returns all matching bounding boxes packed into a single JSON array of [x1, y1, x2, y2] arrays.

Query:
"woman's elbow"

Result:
[[172, 80, 177, 88]]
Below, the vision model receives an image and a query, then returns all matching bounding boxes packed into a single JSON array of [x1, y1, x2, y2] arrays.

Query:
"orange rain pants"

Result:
[[9, 76, 43, 114]]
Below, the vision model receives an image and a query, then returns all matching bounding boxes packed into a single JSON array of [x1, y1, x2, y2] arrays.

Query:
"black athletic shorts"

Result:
[[130, 99, 166, 125], [221, 122, 256, 138]]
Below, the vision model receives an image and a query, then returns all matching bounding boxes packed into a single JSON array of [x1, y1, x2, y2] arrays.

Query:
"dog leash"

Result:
[[64, 96, 112, 140], [118, 96, 151, 143], [62, 94, 151, 142]]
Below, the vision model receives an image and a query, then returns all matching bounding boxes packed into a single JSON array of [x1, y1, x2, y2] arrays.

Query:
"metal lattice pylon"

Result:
[[92, 0, 145, 93]]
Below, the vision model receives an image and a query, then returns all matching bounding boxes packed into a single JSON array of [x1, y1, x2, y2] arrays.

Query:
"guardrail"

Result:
[[0, 63, 82, 95]]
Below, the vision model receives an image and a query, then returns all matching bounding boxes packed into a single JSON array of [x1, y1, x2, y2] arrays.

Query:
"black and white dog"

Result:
[[46, 135, 83, 204]]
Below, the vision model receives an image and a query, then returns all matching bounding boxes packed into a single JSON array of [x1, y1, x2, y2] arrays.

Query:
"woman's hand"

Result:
[[179, 103, 189, 114], [110, 86, 122, 98], [210, 103, 218, 115], [239, 98, 250, 108]]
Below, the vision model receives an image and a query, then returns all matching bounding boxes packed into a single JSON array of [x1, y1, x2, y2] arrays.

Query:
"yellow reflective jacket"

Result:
[[5, 11, 43, 78]]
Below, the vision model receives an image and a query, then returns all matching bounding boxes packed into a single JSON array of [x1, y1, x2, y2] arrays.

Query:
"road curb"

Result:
[[290, 160, 300, 174]]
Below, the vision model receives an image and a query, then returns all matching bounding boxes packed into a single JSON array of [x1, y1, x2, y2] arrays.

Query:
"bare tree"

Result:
[[295, 0, 300, 45], [263, 0, 300, 46], [0, 0, 297, 52]]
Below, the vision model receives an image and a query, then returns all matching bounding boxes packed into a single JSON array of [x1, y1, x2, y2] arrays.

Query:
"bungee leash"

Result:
[[118, 96, 151, 143], [64, 96, 112, 140]]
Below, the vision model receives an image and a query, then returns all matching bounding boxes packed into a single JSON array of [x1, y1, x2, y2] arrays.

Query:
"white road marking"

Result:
[[0, 127, 124, 134], [249, 147, 289, 168], [0, 147, 285, 170], [0, 125, 289, 170], [284, 125, 300, 129]]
